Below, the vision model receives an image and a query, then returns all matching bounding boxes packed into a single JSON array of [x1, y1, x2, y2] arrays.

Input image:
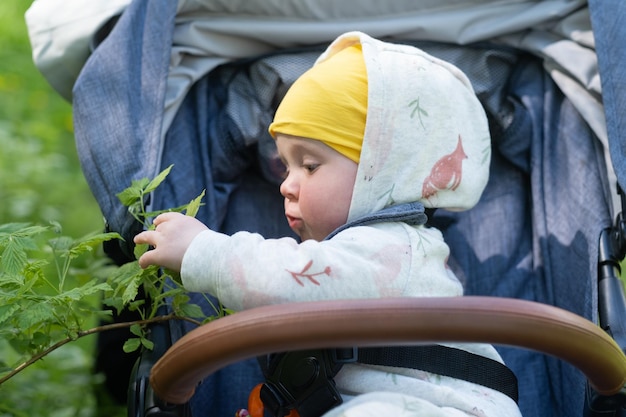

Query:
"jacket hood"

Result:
[[314, 32, 491, 222]]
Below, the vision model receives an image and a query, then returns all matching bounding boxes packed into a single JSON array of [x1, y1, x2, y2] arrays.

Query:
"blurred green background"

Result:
[[0, 2, 101, 232], [0, 2, 124, 416]]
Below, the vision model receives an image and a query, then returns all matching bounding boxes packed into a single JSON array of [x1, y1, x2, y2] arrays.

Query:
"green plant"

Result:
[[0, 165, 226, 391], [109, 164, 230, 353]]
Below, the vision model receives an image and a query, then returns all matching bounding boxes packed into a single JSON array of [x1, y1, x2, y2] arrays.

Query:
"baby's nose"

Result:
[[280, 174, 298, 200]]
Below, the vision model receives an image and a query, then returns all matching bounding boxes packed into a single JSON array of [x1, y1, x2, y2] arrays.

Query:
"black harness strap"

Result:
[[260, 345, 519, 416], [355, 345, 519, 403]]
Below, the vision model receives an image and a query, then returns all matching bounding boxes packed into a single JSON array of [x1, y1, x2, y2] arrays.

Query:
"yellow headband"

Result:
[[268, 44, 367, 163]]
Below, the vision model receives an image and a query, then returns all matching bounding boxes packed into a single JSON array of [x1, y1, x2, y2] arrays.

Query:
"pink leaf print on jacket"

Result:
[[422, 135, 467, 199], [287, 260, 332, 286]]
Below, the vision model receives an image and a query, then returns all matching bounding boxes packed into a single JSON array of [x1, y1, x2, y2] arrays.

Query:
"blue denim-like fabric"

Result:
[[72, 0, 277, 414], [72, 1, 616, 416], [73, 0, 177, 258], [589, 0, 626, 192]]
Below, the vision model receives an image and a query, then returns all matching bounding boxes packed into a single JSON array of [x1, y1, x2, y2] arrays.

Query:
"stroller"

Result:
[[25, 0, 626, 416]]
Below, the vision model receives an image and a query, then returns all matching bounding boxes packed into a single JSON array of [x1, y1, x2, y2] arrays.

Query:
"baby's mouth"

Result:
[[285, 214, 303, 231]]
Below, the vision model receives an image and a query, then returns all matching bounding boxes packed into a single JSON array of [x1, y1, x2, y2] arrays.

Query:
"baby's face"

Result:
[[276, 134, 358, 241]]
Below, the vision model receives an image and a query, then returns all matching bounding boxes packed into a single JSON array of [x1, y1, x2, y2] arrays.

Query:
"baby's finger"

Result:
[[134, 230, 156, 246], [152, 211, 181, 226], [137, 250, 156, 269]]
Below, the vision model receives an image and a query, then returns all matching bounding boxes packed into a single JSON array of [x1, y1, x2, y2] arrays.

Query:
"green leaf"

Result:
[[121, 274, 142, 305], [16, 302, 55, 330], [67, 231, 122, 259], [0, 271, 24, 289], [108, 261, 143, 295], [1, 238, 28, 276], [48, 236, 73, 253], [56, 280, 112, 302], [129, 323, 143, 337], [140, 337, 154, 351], [19, 259, 49, 292], [122, 338, 142, 353], [0, 222, 32, 234], [127, 299, 145, 312], [49, 220, 63, 234], [185, 189, 205, 218], [116, 178, 150, 206], [163, 268, 182, 286], [178, 303, 205, 319], [142, 204, 188, 219], [0, 303, 20, 325], [30, 331, 51, 349], [144, 164, 173, 194], [0, 224, 50, 276], [102, 296, 124, 315], [133, 242, 148, 260], [0, 223, 48, 239]]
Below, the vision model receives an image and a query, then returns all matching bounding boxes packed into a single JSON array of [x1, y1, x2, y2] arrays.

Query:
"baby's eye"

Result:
[[303, 164, 319, 173]]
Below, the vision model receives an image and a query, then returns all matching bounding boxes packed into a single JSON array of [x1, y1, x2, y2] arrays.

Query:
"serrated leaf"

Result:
[[144, 164, 173, 194], [0, 303, 20, 325], [185, 189, 205, 218], [1, 239, 28, 276], [121, 274, 142, 305], [0, 222, 32, 234], [17, 302, 55, 329], [21, 258, 49, 291], [0, 224, 48, 239], [56, 280, 112, 302], [67, 232, 122, 259], [109, 260, 143, 290], [123, 338, 142, 353], [0, 271, 25, 289]]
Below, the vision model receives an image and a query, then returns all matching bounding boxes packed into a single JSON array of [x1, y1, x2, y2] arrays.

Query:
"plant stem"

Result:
[[0, 313, 203, 385]]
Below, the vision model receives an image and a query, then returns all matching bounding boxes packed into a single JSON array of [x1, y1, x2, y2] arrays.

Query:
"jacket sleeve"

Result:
[[180, 223, 461, 311]]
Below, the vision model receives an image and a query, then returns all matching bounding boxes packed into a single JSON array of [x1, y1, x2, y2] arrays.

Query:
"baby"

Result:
[[135, 31, 521, 417]]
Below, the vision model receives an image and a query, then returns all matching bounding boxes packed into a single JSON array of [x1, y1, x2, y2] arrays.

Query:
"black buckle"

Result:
[[332, 347, 358, 364], [260, 349, 344, 417]]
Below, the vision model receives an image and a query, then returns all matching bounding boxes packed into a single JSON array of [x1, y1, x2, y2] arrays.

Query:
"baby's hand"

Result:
[[133, 212, 208, 272]]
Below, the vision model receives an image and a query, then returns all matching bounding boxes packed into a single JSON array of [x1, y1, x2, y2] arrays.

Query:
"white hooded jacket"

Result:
[[181, 32, 521, 417]]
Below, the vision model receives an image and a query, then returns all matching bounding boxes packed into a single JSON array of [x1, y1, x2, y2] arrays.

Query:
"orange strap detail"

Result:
[[247, 383, 300, 417]]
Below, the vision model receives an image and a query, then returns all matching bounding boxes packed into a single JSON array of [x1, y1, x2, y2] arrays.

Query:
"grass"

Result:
[[0, 2, 124, 416]]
